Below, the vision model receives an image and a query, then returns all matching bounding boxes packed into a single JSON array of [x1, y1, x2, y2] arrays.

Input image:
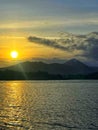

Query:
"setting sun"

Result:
[[10, 51, 18, 59]]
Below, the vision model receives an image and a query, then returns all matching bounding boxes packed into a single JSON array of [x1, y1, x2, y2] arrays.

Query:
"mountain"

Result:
[[63, 59, 92, 74], [0, 59, 96, 75], [86, 72, 98, 79]]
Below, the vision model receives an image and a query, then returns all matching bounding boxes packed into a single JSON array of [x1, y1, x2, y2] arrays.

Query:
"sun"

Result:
[[10, 51, 18, 59]]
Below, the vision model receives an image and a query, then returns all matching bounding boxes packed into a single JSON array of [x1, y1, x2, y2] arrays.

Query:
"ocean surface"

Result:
[[0, 80, 98, 130]]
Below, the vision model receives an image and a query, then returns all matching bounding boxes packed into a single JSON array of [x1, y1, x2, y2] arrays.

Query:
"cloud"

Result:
[[28, 32, 98, 60], [28, 36, 69, 51]]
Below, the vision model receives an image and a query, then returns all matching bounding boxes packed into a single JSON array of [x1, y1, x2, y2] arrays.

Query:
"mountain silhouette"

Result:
[[0, 59, 97, 75], [63, 59, 92, 74], [0, 58, 98, 80]]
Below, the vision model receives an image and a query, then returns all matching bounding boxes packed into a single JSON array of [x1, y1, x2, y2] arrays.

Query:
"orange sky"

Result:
[[0, 36, 73, 67]]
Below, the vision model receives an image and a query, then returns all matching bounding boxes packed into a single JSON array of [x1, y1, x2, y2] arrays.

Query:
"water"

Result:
[[0, 80, 98, 130]]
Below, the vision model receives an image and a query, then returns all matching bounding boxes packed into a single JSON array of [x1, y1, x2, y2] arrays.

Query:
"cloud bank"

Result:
[[28, 32, 98, 60]]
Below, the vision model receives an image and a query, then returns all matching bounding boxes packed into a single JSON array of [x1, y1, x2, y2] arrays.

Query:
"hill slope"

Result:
[[0, 59, 96, 75]]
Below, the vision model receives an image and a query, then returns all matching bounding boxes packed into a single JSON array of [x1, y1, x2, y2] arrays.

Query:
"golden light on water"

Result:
[[10, 51, 18, 59]]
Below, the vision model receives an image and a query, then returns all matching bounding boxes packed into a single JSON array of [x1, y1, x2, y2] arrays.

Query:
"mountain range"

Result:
[[0, 59, 98, 75]]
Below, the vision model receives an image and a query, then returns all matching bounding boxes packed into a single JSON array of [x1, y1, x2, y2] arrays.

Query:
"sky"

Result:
[[0, 0, 98, 66]]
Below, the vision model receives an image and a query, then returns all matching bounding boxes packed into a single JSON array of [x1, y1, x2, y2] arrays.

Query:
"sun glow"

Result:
[[10, 51, 18, 59]]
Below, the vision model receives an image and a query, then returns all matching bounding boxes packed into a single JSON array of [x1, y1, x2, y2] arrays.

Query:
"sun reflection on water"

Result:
[[0, 81, 31, 129], [4, 81, 23, 107]]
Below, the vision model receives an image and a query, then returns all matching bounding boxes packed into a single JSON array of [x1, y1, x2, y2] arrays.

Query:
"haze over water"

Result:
[[0, 80, 98, 130]]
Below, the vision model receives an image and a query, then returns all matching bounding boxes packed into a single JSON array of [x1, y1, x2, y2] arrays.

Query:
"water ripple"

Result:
[[35, 122, 98, 130]]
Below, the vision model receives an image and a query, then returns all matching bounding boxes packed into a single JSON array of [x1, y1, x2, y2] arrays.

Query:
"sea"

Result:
[[0, 80, 98, 130]]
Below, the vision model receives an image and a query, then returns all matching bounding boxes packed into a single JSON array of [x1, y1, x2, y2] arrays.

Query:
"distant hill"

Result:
[[0, 58, 98, 80], [0, 59, 97, 75], [86, 72, 98, 79], [63, 59, 92, 74]]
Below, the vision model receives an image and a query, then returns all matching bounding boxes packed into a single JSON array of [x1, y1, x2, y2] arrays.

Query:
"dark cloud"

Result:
[[82, 44, 98, 60], [28, 36, 69, 51], [28, 32, 98, 60]]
